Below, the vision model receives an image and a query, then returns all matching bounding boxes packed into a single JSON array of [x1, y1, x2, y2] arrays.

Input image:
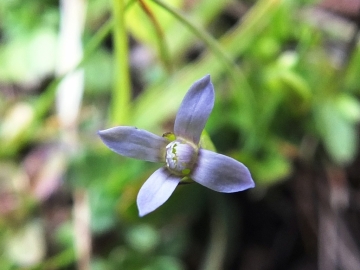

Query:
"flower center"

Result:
[[165, 140, 198, 176]]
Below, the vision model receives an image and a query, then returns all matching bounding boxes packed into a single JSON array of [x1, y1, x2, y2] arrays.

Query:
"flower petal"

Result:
[[191, 149, 254, 192], [137, 167, 181, 216], [98, 126, 168, 162], [174, 75, 214, 145]]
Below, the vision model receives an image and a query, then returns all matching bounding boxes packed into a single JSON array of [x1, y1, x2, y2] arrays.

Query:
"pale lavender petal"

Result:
[[191, 149, 254, 192], [137, 167, 181, 216], [174, 75, 214, 145], [98, 126, 168, 162]]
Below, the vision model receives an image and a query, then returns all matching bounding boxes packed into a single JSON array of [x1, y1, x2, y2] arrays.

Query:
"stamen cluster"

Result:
[[165, 140, 198, 176]]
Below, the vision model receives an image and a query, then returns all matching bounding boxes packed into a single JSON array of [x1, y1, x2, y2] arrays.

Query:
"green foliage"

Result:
[[1, 0, 360, 268]]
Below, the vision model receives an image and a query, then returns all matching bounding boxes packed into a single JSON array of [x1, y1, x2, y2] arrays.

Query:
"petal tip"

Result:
[[244, 177, 256, 190], [235, 169, 255, 192], [137, 196, 152, 217], [97, 129, 109, 139], [138, 208, 149, 217], [97, 131, 105, 142], [202, 74, 211, 81], [199, 74, 212, 89]]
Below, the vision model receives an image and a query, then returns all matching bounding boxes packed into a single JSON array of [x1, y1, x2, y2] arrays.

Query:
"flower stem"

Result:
[[149, 0, 229, 66], [138, 0, 172, 73], [111, 0, 131, 125]]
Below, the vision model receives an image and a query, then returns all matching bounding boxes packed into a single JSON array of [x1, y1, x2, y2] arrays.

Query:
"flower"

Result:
[[98, 75, 254, 216]]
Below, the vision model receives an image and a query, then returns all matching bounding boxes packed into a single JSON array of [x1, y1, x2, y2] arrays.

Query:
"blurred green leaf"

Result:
[[90, 186, 118, 233], [84, 49, 113, 94], [246, 152, 292, 185], [55, 222, 75, 248], [145, 256, 184, 270], [125, 224, 160, 253], [200, 130, 216, 152], [335, 93, 360, 123], [315, 99, 358, 164], [0, 27, 57, 83]]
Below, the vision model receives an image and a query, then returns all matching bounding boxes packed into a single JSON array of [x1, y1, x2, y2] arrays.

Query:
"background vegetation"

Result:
[[1, 0, 360, 269]]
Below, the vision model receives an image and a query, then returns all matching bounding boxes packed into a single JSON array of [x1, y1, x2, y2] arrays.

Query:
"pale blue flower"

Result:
[[98, 75, 254, 216]]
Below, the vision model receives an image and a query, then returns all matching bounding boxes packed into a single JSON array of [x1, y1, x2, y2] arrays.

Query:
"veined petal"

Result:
[[98, 126, 168, 162], [174, 75, 214, 145], [137, 167, 181, 217], [191, 149, 254, 193]]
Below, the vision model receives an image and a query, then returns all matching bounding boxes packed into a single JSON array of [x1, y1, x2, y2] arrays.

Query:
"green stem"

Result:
[[138, 0, 172, 72], [149, 0, 232, 71], [111, 0, 131, 125], [200, 193, 228, 270]]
